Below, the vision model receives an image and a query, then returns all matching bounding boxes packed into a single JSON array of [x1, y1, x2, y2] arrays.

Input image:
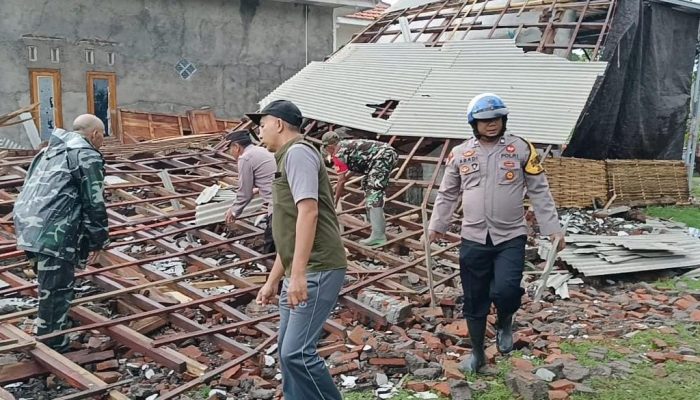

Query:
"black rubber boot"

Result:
[[459, 319, 487, 373], [496, 312, 514, 354]]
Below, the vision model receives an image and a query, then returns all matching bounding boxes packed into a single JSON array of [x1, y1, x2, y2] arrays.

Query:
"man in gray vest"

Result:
[[247, 100, 346, 400]]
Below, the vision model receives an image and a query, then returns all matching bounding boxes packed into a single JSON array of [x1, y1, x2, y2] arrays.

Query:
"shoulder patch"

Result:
[[524, 140, 544, 175]]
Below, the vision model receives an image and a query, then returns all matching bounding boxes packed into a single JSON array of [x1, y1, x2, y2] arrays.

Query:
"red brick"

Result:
[[691, 310, 700, 322], [569, 291, 592, 301], [514, 333, 533, 349], [485, 344, 498, 362], [433, 382, 451, 397], [653, 294, 669, 302], [319, 343, 347, 358], [511, 358, 534, 372], [626, 311, 645, 319], [252, 376, 275, 389], [369, 358, 406, 366], [95, 359, 119, 371], [95, 371, 121, 384], [443, 320, 468, 337], [675, 298, 695, 310], [180, 345, 203, 360], [239, 327, 259, 337], [330, 363, 359, 376], [544, 353, 576, 364], [421, 333, 444, 350], [646, 352, 667, 363], [222, 365, 241, 380], [549, 379, 576, 392], [406, 382, 428, 392], [549, 390, 570, 400], [442, 359, 463, 380], [348, 326, 368, 346], [390, 325, 409, 339]]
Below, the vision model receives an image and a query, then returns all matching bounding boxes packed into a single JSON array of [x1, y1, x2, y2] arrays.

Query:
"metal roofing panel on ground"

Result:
[[542, 233, 700, 276], [259, 40, 607, 144]]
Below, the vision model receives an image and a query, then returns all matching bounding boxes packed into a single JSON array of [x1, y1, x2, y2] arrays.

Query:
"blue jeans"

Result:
[[278, 268, 346, 400]]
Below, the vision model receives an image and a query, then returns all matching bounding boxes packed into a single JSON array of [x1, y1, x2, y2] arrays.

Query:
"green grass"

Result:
[[571, 361, 700, 400], [692, 177, 700, 198], [343, 389, 447, 400], [645, 205, 700, 228], [655, 277, 700, 291], [558, 340, 625, 367]]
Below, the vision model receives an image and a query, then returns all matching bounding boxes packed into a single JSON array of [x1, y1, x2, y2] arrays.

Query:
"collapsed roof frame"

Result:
[[350, 0, 618, 60], [0, 135, 464, 399]]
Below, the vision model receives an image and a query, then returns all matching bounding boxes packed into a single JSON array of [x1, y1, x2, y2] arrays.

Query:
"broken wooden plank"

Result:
[[0, 324, 129, 400]]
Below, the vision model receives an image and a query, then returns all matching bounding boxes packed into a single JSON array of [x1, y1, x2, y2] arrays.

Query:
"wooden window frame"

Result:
[[86, 71, 118, 136], [29, 68, 63, 132]]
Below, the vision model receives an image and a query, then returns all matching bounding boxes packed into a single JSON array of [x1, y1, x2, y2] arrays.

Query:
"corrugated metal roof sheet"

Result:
[[0, 137, 28, 150], [194, 198, 264, 226], [542, 233, 700, 276], [260, 39, 607, 144], [386, 0, 442, 12]]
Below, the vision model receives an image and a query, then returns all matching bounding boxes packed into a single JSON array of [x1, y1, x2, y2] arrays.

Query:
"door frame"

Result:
[[29, 68, 63, 134], [86, 71, 117, 135]]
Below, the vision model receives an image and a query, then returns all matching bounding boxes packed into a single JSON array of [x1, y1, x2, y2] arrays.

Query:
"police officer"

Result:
[[321, 132, 398, 247], [223, 130, 277, 254], [14, 114, 110, 351], [428, 94, 565, 373]]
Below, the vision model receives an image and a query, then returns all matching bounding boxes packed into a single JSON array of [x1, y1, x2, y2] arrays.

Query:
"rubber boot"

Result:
[[459, 319, 487, 373], [496, 312, 514, 354], [359, 207, 387, 247]]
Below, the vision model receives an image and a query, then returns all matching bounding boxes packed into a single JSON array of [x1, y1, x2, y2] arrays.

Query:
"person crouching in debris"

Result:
[[321, 131, 398, 247], [13, 114, 110, 351], [247, 100, 347, 400], [427, 94, 565, 373], [223, 130, 277, 254]]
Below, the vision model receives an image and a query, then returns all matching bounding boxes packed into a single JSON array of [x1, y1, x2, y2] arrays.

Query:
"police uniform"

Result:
[[230, 144, 276, 253], [429, 134, 560, 321]]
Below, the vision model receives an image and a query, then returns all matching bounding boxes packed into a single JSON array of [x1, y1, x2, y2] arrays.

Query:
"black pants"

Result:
[[263, 215, 276, 254], [459, 234, 526, 321]]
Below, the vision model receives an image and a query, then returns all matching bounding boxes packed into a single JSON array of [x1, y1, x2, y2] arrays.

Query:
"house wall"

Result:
[[0, 0, 333, 147]]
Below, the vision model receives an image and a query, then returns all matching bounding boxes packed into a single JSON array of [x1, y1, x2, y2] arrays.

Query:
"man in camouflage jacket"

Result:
[[13, 114, 110, 350], [321, 132, 398, 247]]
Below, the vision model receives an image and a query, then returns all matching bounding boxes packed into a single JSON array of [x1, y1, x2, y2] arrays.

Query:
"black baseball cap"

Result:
[[224, 130, 252, 145], [245, 100, 303, 128]]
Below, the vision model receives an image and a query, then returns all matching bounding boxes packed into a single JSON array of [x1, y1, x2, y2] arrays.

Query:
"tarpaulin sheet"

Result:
[[565, 0, 699, 160]]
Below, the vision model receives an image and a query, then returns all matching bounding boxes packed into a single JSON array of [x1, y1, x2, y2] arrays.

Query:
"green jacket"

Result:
[[272, 138, 347, 276], [13, 129, 110, 264]]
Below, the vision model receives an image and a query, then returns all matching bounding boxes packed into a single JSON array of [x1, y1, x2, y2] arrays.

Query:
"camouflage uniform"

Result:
[[14, 129, 109, 349], [335, 139, 398, 208]]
